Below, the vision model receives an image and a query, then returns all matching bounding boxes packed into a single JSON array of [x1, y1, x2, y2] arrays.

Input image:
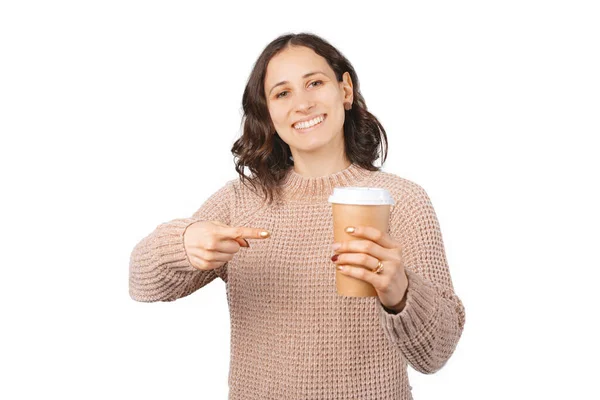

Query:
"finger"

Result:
[[343, 225, 396, 249], [209, 222, 250, 246], [189, 237, 243, 255], [197, 248, 235, 263], [336, 263, 383, 287], [332, 238, 387, 261], [331, 252, 380, 271], [219, 225, 271, 240], [235, 238, 250, 247], [190, 255, 227, 271]]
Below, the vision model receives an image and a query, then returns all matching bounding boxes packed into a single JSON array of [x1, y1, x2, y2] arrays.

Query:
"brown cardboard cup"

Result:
[[328, 187, 395, 297]]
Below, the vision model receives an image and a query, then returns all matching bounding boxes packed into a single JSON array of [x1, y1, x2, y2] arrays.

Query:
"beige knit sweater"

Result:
[[129, 163, 466, 400]]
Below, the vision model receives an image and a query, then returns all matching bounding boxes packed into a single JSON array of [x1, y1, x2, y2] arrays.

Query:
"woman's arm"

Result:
[[378, 183, 466, 374], [129, 180, 235, 302]]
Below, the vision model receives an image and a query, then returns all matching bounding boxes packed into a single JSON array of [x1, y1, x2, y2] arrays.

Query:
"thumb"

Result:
[[235, 237, 250, 247], [210, 221, 251, 247]]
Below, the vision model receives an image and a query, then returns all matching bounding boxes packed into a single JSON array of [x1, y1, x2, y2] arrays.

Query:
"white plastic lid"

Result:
[[328, 187, 395, 205]]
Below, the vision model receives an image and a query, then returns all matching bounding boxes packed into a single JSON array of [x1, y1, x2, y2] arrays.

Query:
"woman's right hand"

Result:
[[183, 220, 271, 271]]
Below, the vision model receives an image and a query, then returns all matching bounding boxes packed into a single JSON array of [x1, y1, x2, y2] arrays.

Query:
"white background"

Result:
[[1, 1, 599, 399]]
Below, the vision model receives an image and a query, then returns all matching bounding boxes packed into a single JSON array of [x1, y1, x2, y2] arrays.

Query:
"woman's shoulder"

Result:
[[371, 168, 432, 206], [228, 176, 264, 200], [227, 175, 274, 211], [370, 170, 441, 231]]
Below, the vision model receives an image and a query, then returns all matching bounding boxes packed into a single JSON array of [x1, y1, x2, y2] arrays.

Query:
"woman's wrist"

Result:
[[382, 293, 407, 314]]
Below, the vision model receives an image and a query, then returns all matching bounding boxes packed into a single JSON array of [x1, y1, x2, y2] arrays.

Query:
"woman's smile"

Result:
[[293, 113, 327, 133]]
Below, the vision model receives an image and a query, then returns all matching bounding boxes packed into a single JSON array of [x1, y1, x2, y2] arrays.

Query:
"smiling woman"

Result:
[[231, 33, 389, 205], [129, 31, 465, 400]]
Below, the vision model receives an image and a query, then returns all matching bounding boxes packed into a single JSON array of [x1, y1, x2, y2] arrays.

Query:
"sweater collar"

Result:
[[280, 163, 377, 201]]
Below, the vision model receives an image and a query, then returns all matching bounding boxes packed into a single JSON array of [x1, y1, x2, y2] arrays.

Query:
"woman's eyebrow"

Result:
[[268, 71, 325, 95]]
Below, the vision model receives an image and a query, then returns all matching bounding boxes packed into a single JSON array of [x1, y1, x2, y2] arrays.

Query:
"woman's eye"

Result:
[[276, 81, 322, 99]]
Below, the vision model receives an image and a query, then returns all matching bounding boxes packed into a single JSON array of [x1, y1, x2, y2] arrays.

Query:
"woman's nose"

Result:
[[292, 91, 316, 112]]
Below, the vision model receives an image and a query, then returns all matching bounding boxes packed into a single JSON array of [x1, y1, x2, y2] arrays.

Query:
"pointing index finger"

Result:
[[220, 225, 271, 240]]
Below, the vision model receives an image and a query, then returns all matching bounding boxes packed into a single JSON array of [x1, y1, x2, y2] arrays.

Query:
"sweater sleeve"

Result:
[[377, 183, 466, 374], [128, 180, 235, 302]]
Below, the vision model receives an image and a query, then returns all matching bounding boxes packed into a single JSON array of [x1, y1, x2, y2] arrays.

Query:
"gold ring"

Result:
[[374, 260, 384, 274]]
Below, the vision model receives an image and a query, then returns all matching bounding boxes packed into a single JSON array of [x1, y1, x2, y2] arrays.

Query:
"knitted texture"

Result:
[[129, 163, 466, 400]]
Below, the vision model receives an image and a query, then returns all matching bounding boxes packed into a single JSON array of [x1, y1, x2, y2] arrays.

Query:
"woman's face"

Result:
[[264, 45, 353, 157]]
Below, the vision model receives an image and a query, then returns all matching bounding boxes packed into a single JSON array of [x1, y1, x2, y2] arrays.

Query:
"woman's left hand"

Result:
[[331, 225, 409, 312]]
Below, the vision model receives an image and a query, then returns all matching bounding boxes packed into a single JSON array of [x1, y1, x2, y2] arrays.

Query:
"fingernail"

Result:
[[332, 243, 341, 251], [243, 239, 250, 247], [260, 231, 270, 238], [345, 226, 355, 234], [337, 265, 344, 271], [331, 254, 338, 262]]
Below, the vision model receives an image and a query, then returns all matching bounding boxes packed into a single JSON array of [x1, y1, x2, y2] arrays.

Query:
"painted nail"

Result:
[[345, 226, 355, 234], [331, 254, 338, 262], [260, 231, 270, 238], [332, 243, 341, 251]]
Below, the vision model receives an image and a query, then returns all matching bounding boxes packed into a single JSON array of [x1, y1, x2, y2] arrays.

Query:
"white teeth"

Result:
[[294, 115, 325, 130]]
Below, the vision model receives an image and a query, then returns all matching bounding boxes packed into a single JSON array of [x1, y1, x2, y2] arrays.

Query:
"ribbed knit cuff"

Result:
[[129, 218, 208, 302], [157, 218, 202, 273], [378, 268, 438, 343]]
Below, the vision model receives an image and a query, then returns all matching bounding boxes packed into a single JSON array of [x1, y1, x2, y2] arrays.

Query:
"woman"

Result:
[[129, 32, 466, 400]]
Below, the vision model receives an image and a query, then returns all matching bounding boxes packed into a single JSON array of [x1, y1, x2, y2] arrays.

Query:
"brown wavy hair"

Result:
[[231, 32, 389, 205]]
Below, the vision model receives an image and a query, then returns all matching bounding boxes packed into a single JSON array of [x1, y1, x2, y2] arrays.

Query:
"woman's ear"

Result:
[[341, 71, 353, 104]]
